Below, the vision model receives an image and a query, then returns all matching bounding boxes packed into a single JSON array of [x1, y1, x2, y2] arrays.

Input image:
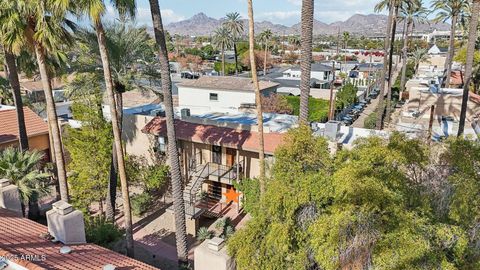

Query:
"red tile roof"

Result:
[[450, 71, 464, 86], [0, 208, 158, 270], [142, 117, 285, 154], [0, 107, 49, 145]]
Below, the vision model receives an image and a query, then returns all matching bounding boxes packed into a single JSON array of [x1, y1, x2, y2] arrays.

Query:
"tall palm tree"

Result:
[[288, 35, 301, 52], [247, 0, 266, 191], [258, 29, 273, 76], [73, 22, 155, 222], [299, 0, 314, 124], [432, 0, 468, 88], [212, 27, 232, 76], [399, 0, 427, 96], [412, 48, 429, 75], [0, 148, 50, 219], [374, 0, 397, 129], [223, 12, 244, 76], [458, 0, 480, 136], [2, 49, 29, 151], [148, 0, 189, 266], [77, 0, 136, 257], [343, 31, 350, 69], [0, 0, 73, 202]]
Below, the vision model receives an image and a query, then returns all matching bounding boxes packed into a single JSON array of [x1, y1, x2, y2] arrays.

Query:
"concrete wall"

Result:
[[0, 134, 50, 152], [178, 86, 257, 115], [122, 114, 156, 164]]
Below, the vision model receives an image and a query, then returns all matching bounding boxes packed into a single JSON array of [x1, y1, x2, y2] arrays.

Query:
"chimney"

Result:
[[46, 201, 86, 244], [325, 121, 341, 141], [0, 179, 23, 216], [208, 237, 225, 252]]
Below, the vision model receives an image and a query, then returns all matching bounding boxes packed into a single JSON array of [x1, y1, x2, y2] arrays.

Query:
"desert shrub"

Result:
[[85, 217, 124, 248], [131, 193, 154, 216]]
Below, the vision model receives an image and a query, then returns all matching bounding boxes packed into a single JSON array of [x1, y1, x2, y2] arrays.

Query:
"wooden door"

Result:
[[226, 148, 236, 167]]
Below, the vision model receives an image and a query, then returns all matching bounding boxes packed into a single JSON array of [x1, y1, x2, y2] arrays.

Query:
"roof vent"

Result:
[[207, 237, 225, 252], [59, 246, 72, 254], [103, 264, 117, 270], [47, 201, 86, 245]]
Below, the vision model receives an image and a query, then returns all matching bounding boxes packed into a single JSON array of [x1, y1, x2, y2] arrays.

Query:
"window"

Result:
[[157, 137, 166, 153], [209, 93, 218, 101], [212, 145, 222, 164]]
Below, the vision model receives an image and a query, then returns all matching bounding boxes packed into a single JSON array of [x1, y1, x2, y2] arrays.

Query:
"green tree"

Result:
[[0, 148, 50, 219], [212, 26, 233, 76], [77, 0, 137, 256], [64, 73, 113, 214], [335, 83, 358, 109], [223, 12, 245, 76], [457, 0, 480, 136], [229, 132, 476, 269], [432, 0, 468, 87], [258, 29, 273, 76], [0, 0, 75, 202]]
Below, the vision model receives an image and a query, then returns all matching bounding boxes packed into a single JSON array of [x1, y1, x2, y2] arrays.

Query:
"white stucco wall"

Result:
[[178, 86, 257, 115]]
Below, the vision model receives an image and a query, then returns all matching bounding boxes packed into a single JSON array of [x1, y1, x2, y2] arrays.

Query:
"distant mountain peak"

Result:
[[164, 13, 450, 36]]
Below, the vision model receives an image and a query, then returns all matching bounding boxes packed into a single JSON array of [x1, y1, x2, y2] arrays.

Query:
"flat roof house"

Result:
[[0, 107, 50, 159], [177, 76, 279, 115]]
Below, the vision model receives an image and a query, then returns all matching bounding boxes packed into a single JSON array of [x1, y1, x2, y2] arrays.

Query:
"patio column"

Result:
[[236, 150, 240, 182]]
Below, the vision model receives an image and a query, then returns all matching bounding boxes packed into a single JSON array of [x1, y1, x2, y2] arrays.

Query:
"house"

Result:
[[0, 207, 158, 269], [351, 63, 384, 80], [20, 77, 68, 103], [0, 107, 50, 159], [142, 113, 292, 235], [177, 76, 279, 115]]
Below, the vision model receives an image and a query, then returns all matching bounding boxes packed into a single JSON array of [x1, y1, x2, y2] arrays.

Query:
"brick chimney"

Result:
[[46, 201, 86, 244], [0, 179, 23, 216]]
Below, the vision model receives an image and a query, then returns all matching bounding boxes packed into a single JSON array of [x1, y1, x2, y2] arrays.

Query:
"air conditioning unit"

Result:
[[181, 108, 191, 119]]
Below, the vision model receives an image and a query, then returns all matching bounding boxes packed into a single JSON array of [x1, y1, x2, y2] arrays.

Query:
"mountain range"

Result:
[[163, 12, 450, 36]]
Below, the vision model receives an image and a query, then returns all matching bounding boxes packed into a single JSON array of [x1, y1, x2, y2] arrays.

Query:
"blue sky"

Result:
[[104, 0, 435, 27]]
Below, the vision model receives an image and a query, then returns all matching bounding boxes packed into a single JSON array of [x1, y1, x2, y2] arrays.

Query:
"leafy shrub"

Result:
[[285, 96, 329, 123], [364, 112, 378, 129], [197, 227, 213, 242], [131, 193, 154, 216], [85, 217, 124, 248]]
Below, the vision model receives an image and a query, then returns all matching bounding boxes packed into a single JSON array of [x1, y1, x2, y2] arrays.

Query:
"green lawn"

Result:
[[285, 96, 329, 123]]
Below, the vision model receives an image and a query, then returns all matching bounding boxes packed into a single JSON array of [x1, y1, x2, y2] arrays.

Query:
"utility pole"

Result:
[[428, 105, 435, 142]]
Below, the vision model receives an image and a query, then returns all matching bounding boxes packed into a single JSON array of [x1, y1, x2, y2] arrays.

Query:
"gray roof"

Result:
[[177, 76, 279, 92], [288, 63, 334, 72]]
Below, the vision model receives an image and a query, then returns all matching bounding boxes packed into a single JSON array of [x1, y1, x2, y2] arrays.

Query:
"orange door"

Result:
[[226, 148, 236, 167]]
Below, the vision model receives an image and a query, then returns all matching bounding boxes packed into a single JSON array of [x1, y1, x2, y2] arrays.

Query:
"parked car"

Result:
[[181, 71, 199, 79], [402, 109, 420, 118]]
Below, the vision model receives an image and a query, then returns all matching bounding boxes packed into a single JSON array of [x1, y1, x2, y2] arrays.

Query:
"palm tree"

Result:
[[288, 36, 301, 52], [223, 12, 244, 76], [258, 29, 273, 76], [0, 148, 50, 219], [212, 27, 232, 76], [0, 0, 73, 202], [343, 31, 350, 69], [432, 0, 468, 88], [148, 0, 189, 266], [2, 49, 29, 151], [77, 0, 136, 257], [374, 0, 398, 129], [299, 0, 315, 124], [458, 0, 480, 136], [412, 48, 429, 74], [247, 0, 266, 192], [73, 22, 155, 222], [399, 0, 427, 96]]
